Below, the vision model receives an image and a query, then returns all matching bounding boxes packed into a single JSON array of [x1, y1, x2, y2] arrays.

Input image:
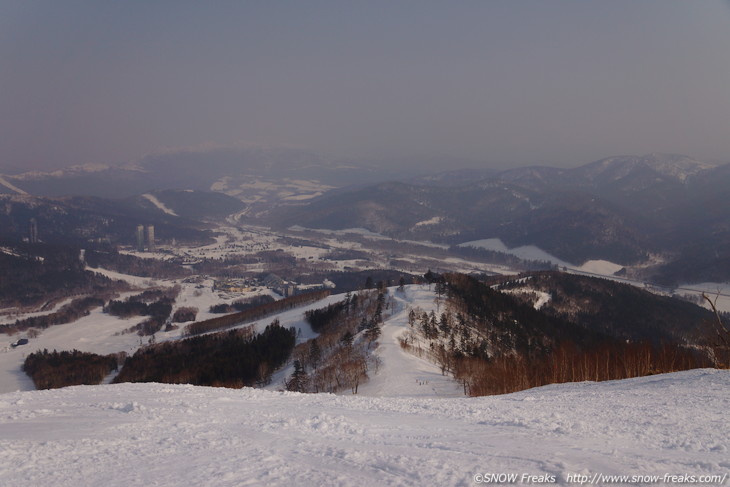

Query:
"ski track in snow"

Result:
[[355, 287, 464, 398]]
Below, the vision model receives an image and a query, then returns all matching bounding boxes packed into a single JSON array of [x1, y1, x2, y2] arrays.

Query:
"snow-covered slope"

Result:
[[0, 370, 728, 486], [350, 286, 464, 398], [141, 193, 179, 216], [1, 284, 729, 485], [0, 176, 28, 195], [459, 238, 573, 267]]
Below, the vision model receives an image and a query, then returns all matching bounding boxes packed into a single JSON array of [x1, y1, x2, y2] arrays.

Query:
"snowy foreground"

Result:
[[1, 369, 728, 487]]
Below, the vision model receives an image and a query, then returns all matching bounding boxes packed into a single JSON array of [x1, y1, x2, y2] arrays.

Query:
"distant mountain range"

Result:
[[0, 190, 244, 248], [267, 153, 730, 284], [2, 151, 728, 284], [0, 147, 387, 199]]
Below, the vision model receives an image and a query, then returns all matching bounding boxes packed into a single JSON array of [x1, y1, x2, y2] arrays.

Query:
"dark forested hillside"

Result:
[[0, 244, 127, 309], [0, 194, 213, 248], [114, 322, 296, 387], [23, 349, 121, 390], [402, 272, 718, 396], [130, 190, 245, 221], [499, 272, 716, 343], [265, 157, 730, 283], [84, 250, 190, 278], [439, 273, 607, 357]]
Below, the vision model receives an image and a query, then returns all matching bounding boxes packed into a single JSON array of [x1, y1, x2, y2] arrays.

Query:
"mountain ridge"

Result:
[[2, 152, 728, 283]]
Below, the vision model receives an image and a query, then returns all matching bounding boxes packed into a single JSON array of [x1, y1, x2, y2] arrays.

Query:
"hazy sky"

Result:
[[1, 1, 729, 172]]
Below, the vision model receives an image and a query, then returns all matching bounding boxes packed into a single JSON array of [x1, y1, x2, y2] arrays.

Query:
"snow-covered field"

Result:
[[0, 370, 727, 487], [459, 238, 574, 268], [0, 271, 278, 394], [677, 282, 730, 313], [458, 238, 631, 279]]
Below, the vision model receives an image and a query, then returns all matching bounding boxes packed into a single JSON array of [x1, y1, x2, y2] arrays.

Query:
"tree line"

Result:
[[184, 289, 331, 336], [209, 295, 275, 314], [23, 349, 123, 390], [2, 296, 107, 335], [113, 321, 295, 387], [105, 287, 181, 336], [451, 340, 710, 396], [85, 250, 190, 278]]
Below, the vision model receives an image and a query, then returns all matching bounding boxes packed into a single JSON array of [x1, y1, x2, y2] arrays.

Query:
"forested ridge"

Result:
[[398, 272, 719, 396], [0, 245, 126, 309], [23, 349, 121, 390], [114, 322, 296, 387]]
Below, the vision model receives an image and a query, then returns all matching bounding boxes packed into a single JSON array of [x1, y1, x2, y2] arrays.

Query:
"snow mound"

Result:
[[0, 369, 728, 486]]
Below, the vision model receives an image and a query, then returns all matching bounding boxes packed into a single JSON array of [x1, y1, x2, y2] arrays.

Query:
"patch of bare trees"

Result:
[[287, 289, 389, 394], [452, 341, 710, 396], [702, 292, 730, 367]]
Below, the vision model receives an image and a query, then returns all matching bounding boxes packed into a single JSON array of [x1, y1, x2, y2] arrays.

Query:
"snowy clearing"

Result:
[[503, 288, 552, 310], [413, 216, 443, 227], [459, 238, 573, 268], [459, 239, 631, 279], [0, 369, 727, 487], [676, 282, 730, 313], [576, 259, 624, 276]]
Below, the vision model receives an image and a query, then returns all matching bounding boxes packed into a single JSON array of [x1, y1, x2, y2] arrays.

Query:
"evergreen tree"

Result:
[[286, 360, 308, 392], [341, 330, 354, 349], [435, 280, 447, 298], [358, 317, 369, 332], [439, 312, 451, 334], [344, 291, 352, 313], [373, 294, 384, 323], [424, 269, 435, 284], [309, 340, 322, 370], [364, 320, 381, 346]]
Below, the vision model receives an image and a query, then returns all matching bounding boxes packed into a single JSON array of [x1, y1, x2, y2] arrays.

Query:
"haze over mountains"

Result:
[[272, 153, 730, 283], [1, 150, 728, 284]]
